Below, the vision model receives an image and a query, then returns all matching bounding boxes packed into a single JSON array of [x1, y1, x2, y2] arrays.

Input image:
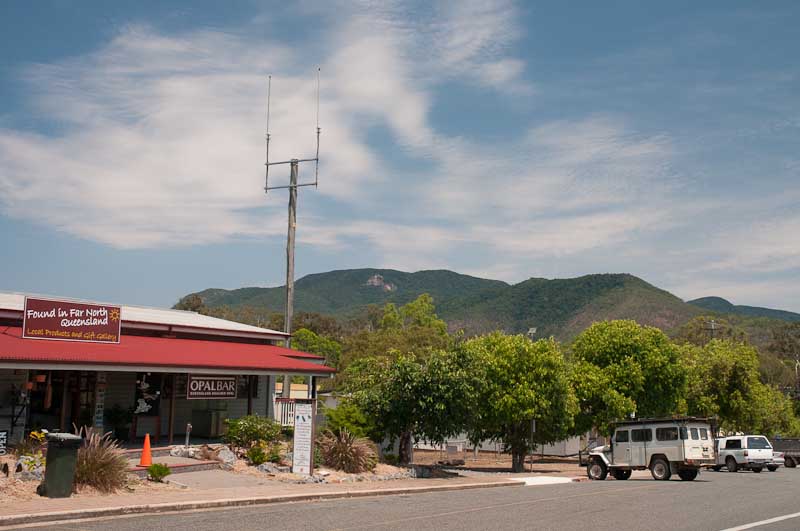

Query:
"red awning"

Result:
[[0, 327, 334, 375]]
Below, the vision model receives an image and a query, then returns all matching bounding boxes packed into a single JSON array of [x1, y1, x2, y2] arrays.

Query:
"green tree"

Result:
[[342, 347, 482, 464], [682, 339, 800, 436], [464, 333, 577, 472], [339, 295, 452, 376], [291, 328, 343, 369], [673, 316, 748, 346], [571, 320, 687, 429]]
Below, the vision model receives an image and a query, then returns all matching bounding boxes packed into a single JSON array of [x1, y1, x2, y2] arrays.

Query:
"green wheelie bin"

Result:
[[38, 433, 83, 498]]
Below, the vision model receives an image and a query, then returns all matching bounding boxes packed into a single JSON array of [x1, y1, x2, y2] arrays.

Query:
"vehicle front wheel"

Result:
[[785, 457, 797, 468], [751, 466, 763, 473], [650, 458, 671, 481], [587, 458, 608, 480], [678, 469, 698, 481], [611, 469, 632, 480], [726, 457, 738, 473], [767, 465, 778, 472]]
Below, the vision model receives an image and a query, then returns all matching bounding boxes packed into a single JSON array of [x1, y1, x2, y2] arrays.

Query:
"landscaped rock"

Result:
[[217, 447, 236, 469], [169, 446, 197, 458], [256, 462, 290, 475], [14, 456, 44, 481]]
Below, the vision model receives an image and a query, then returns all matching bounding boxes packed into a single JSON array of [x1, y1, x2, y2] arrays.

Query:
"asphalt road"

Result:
[[11, 469, 800, 531]]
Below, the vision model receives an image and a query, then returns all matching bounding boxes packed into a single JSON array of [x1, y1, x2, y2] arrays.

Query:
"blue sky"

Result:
[[1, 1, 799, 312]]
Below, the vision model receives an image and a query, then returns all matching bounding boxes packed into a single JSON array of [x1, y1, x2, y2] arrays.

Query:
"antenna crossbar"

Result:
[[266, 158, 318, 166]]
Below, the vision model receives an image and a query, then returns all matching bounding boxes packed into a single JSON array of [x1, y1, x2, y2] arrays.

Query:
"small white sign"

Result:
[[292, 402, 315, 475], [0, 431, 7, 456]]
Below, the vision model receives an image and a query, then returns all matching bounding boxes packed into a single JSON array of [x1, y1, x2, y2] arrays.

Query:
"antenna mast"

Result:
[[264, 70, 321, 369]]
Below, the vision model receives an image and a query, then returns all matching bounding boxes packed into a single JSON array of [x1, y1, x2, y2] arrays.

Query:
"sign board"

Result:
[[0, 431, 7, 456], [186, 375, 238, 400], [292, 402, 315, 475], [93, 372, 107, 430], [23, 297, 121, 343]]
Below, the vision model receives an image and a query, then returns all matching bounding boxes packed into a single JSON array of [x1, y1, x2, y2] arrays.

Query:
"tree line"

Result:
[[178, 293, 800, 472]]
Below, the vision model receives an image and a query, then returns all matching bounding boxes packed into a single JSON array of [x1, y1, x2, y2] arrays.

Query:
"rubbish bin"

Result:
[[38, 433, 83, 498]]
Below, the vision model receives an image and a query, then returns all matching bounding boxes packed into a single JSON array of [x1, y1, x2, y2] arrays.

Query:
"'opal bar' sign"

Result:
[[186, 375, 238, 399], [23, 297, 121, 343]]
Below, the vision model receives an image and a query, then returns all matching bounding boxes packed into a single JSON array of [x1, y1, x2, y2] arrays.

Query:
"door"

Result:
[[630, 428, 652, 467], [613, 429, 630, 465]]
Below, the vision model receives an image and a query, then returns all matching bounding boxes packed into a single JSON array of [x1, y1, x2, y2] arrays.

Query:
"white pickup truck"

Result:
[[713, 435, 775, 473]]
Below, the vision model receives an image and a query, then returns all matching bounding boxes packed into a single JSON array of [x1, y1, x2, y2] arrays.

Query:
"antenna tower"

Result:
[[264, 69, 321, 358]]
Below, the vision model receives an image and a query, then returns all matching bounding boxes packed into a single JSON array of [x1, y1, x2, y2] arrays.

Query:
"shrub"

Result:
[[246, 445, 269, 466], [323, 403, 376, 440], [73, 428, 129, 493], [147, 463, 171, 482], [317, 429, 377, 474], [267, 444, 283, 463], [281, 425, 294, 440], [382, 453, 399, 466], [13, 431, 46, 457], [223, 415, 281, 452]]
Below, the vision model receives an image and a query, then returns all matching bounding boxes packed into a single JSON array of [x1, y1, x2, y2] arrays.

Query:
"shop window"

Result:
[[237, 376, 259, 399]]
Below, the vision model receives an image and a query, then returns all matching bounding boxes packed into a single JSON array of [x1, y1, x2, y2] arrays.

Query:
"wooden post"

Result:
[[247, 376, 254, 415], [168, 374, 176, 445], [59, 371, 70, 432]]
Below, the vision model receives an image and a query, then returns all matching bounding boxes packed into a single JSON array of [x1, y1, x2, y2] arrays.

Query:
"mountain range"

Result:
[[182, 268, 800, 341]]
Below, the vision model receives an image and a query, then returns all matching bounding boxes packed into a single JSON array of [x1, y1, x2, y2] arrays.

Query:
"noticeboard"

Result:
[[23, 297, 121, 343], [292, 401, 315, 475]]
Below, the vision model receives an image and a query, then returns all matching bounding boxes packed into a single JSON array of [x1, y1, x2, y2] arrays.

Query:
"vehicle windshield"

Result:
[[747, 437, 772, 449]]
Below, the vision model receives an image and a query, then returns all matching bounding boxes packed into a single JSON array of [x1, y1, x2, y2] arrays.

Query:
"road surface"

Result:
[[10, 468, 800, 530]]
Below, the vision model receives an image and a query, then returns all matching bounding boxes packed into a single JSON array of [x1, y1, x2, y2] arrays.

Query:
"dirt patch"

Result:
[[411, 449, 583, 476]]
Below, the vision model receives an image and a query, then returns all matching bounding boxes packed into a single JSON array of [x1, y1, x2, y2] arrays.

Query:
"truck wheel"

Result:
[[767, 465, 778, 472], [587, 458, 608, 480], [678, 469, 698, 481], [650, 458, 671, 481], [711, 466, 722, 472], [785, 457, 796, 468], [751, 466, 763, 473], [726, 457, 738, 473], [611, 469, 631, 480]]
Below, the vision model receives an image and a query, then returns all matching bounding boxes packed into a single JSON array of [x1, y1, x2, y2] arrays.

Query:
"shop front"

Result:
[[0, 293, 334, 446]]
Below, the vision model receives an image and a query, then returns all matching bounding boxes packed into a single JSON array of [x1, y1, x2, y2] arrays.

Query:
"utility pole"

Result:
[[263, 72, 321, 397], [284, 160, 298, 349]]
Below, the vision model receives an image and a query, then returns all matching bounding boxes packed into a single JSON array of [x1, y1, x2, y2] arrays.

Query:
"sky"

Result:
[[0, 0, 798, 312]]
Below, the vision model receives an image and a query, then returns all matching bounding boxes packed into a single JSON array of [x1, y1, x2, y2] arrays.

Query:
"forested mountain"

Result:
[[688, 296, 800, 322], [180, 268, 728, 340]]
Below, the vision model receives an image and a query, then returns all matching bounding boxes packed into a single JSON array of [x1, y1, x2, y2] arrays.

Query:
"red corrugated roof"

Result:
[[0, 327, 334, 374]]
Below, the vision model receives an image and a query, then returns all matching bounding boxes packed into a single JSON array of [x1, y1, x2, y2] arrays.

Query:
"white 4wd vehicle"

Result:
[[584, 417, 715, 481], [713, 436, 775, 473]]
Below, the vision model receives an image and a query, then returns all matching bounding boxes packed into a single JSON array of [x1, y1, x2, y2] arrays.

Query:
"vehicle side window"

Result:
[[615, 430, 629, 443], [700, 428, 708, 440], [690, 428, 699, 440], [656, 427, 678, 441], [680, 427, 688, 440], [631, 429, 652, 442], [725, 439, 742, 450], [746, 437, 771, 449]]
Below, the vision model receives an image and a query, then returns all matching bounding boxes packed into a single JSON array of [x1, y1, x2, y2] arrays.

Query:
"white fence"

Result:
[[273, 398, 295, 427]]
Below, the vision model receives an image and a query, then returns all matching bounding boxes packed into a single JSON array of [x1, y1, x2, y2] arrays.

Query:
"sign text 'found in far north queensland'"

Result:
[[23, 297, 121, 343]]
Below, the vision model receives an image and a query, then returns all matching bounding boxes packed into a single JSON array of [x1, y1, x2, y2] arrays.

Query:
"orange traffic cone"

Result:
[[139, 433, 152, 467]]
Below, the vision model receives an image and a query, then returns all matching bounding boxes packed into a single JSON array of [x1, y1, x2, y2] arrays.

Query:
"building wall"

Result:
[[0, 369, 28, 444]]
